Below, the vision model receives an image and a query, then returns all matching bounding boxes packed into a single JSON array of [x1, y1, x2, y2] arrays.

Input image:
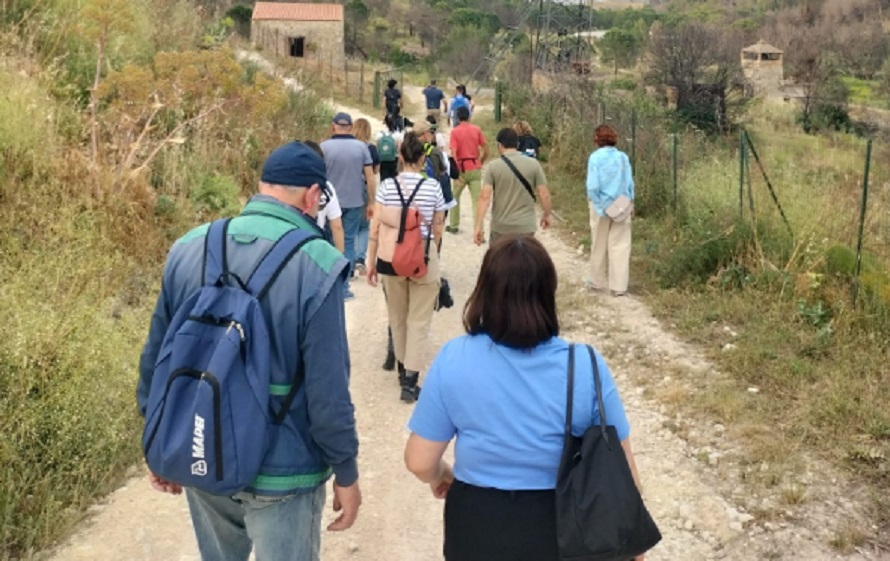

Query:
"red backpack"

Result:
[[390, 177, 428, 278]]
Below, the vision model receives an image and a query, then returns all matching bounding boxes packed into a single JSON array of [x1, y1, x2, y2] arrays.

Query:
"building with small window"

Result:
[[741, 39, 784, 97], [251, 2, 344, 69]]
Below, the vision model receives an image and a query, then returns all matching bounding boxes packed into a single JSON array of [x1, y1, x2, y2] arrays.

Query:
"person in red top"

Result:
[[447, 106, 488, 234]]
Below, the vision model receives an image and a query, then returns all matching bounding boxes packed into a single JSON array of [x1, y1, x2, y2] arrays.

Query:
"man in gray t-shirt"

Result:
[[320, 112, 375, 298]]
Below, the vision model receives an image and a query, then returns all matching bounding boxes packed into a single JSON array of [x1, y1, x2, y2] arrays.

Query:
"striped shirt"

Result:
[[376, 172, 447, 239]]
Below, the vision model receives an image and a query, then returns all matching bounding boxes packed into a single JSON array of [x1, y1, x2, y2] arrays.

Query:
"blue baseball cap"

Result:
[[261, 142, 327, 188], [332, 112, 353, 126]]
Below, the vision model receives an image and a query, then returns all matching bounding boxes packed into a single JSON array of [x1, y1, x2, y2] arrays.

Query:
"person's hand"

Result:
[[328, 481, 362, 531], [473, 226, 484, 246], [148, 472, 183, 495], [366, 264, 378, 287], [430, 463, 454, 499], [633, 555, 645, 561], [366, 206, 374, 219], [540, 215, 551, 230]]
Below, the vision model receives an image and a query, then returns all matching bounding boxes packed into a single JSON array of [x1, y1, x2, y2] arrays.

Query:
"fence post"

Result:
[[344, 57, 348, 96], [671, 133, 678, 209], [852, 139, 873, 307], [329, 51, 333, 85], [739, 128, 746, 218], [373, 71, 381, 109], [360, 63, 364, 102], [494, 80, 502, 123], [630, 110, 637, 177]]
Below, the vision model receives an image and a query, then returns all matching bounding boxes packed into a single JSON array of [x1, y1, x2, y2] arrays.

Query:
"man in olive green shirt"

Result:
[[474, 128, 552, 245]]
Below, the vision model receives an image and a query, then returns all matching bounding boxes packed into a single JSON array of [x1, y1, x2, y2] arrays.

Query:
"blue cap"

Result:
[[332, 112, 353, 126], [261, 142, 327, 188]]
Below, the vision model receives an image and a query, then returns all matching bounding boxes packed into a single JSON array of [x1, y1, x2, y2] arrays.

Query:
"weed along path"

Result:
[[46, 81, 883, 560]]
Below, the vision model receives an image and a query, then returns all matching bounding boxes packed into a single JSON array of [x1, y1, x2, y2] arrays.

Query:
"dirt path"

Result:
[[45, 67, 886, 561]]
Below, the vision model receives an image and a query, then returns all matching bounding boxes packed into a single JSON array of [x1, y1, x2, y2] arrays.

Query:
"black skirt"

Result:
[[444, 480, 559, 561]]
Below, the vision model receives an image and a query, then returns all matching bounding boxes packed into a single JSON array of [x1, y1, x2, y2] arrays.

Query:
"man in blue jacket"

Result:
[[137, 142, 361, 561]]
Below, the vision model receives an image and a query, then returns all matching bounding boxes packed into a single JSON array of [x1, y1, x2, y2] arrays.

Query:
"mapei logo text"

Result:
[[191, 414, 208, 477]]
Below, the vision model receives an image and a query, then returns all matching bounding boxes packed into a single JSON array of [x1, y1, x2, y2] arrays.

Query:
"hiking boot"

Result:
[[400, 371, 421, 403], [397, 362, 406, 386], [445, 226, 460, 235]]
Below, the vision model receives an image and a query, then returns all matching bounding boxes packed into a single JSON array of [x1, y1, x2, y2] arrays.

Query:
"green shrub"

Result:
[[190, 173, 242, 217], [652, 217, 756, 288]]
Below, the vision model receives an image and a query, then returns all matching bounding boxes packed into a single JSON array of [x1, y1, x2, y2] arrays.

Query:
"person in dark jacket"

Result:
[[384, 78, 402, 116], [137, 142, 362, 561]]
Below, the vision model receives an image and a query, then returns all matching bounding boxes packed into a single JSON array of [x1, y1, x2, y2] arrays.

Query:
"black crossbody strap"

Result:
[[500, 155, 536, 201], [585, 344, 610, 445], [564, 344, 576, 440], [393, 177, 423, 244]]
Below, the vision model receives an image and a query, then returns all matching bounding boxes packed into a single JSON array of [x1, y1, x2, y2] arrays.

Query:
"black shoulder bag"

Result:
[[556, 344, 661, 561], [500, 155, 536, 201]]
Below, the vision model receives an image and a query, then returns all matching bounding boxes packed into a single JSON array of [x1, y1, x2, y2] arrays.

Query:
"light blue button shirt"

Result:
[[586, 146, 634, 217], [408, 335, 631, 491]]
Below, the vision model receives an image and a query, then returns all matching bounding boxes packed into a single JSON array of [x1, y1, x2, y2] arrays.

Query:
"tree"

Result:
[[645, 21, 745, 133], [439, 25, 491, 83], [598, 29, 641, 76], [345, 0, 370, 56]]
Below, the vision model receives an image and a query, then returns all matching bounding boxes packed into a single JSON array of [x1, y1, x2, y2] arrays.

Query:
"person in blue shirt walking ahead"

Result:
[[586, 124, 635, 296], [422, 79, 448, 128], [404, 235, 643, 561]]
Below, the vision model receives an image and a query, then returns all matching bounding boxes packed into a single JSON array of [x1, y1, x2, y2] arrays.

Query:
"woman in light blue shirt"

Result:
[[404, 236, 644, 561], [586, 124, 635, 296]]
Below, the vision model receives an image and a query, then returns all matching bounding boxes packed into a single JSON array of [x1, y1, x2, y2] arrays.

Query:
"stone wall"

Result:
[[251, 20, 344, 69], [743, 65, 784, 97]]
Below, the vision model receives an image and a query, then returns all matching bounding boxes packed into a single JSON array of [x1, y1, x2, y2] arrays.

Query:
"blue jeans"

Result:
[[186, 485, 325, 561], [341, 206, 364, 278], [355, 214, 370, 264]]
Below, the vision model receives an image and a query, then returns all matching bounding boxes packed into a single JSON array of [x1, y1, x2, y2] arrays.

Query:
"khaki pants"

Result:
[[449, 169, 481, 230], [427, 109, 442, 124], [589, 201, 631, 294], [381, 250, 440, 373]]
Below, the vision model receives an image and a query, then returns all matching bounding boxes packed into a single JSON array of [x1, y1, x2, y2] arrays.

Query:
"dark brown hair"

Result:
[[400, 131, 425, 164], [594, 124, 618, 147], [463, 235, 559, 349]]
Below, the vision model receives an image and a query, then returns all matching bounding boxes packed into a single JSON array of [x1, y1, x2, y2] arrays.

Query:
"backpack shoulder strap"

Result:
[[393, 176, 426, 244], [246, 227, 319, 299], [500, 155, 537, 202], [202, 218, 233, 287]]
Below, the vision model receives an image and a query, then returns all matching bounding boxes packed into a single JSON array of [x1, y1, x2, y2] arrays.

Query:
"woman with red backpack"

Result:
[[366, 132, 448, 402]]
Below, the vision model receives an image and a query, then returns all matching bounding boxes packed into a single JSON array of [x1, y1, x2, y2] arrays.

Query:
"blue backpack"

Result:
[[142, 219, 318, 496]]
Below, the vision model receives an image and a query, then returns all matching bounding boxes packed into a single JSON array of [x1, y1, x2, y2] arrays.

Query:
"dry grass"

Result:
[[536, 96, 890, 549]]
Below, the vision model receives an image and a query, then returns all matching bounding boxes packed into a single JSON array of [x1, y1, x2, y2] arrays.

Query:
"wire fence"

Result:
[[501, 80, 890, 311]]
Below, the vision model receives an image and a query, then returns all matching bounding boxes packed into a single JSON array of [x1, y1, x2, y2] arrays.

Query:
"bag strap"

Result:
[[393, 176, 424, 243], [586, 344, 610, 445], [564, 343, 576, 441], [564, 343, 611, 446], [500, 155, 536, 201], [246, 227, 319, 300], [203, 219, 234, 287]]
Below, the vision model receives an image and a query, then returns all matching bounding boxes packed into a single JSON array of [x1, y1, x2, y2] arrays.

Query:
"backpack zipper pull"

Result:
[[226, 321, 246, 342]]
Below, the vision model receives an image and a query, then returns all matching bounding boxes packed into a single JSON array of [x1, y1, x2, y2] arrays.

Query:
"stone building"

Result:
[[741, 40, 784, 97], [251, 2, 344, 69]]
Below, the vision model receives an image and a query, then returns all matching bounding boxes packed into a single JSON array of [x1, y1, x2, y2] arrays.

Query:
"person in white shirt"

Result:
[[306, 141, 345, 253]]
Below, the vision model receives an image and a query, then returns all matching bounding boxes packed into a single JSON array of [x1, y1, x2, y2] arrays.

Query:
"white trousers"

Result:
[[589, 201, 632, 294]]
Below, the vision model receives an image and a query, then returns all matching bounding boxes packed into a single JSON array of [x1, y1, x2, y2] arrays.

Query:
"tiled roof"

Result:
[[252, 2, 344, 22], [742, 39, 783, 54]]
